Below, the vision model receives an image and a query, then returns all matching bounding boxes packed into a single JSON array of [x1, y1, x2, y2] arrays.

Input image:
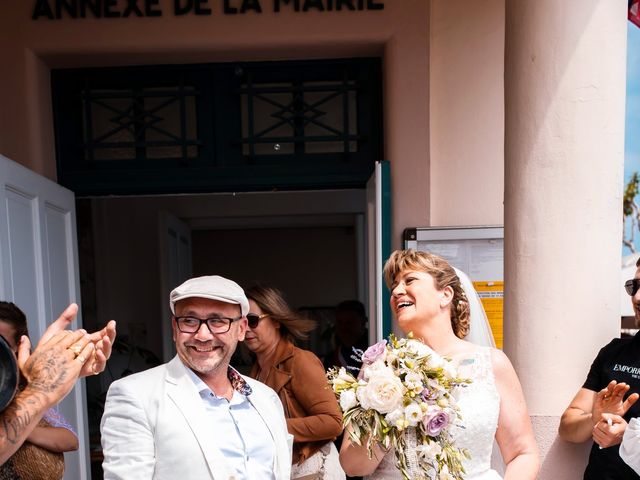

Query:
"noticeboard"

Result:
[[403, 226, 504, 347]]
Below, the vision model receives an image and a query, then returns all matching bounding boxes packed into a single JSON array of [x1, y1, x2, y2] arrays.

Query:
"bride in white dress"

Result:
[[339, 249, 539, 479]]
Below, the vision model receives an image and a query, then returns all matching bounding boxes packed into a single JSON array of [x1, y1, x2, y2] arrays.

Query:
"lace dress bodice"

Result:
[[365, 347, 501, 480], [450, 347, 501, 479]]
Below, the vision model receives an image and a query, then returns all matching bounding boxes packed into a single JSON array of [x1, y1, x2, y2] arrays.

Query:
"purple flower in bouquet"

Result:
[[424, 409, 450, 437], [362, 340, 387, 364], [420, 387, 438, 402]]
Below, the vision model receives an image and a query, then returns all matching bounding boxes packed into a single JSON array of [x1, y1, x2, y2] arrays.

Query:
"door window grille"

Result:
[[52, 58, 382, 195]]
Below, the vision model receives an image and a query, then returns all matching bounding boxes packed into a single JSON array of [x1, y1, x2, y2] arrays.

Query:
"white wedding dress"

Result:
[[365, 269, 503, 480]]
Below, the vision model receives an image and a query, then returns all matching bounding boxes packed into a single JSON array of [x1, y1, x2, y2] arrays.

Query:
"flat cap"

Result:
[[170, 275, 249, 316]]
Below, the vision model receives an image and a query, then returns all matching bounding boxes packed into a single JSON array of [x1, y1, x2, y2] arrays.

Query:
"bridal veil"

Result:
[[454, 267, 495, 348]]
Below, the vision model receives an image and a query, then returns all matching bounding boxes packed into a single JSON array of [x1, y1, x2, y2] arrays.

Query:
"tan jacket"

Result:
[[250, 339, 343, 464]]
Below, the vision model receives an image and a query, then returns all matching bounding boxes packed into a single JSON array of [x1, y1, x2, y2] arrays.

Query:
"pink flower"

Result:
[[362, 340, 387, 364], [424, 409, 450, 437], [421, 387, 437, 401]]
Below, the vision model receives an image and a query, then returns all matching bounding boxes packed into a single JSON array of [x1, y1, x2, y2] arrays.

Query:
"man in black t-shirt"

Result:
[[559, 256, 640, 479]]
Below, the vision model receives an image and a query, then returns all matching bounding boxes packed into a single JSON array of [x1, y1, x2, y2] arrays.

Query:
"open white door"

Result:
[[0, 155, 88, 479], [366, 161, 392, 343], [158, 212, 192, 362]]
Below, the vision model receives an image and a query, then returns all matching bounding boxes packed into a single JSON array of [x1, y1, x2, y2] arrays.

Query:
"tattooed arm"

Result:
[[0, 327, 91, 464], [0, 387, 59, 464], [0, 304, 116, 465]]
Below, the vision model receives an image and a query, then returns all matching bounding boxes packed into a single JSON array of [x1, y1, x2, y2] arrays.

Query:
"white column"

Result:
[[504, 1, 628, 478]]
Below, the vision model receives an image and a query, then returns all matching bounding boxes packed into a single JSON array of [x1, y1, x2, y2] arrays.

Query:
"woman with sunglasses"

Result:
[[244, 285, 345, 480]]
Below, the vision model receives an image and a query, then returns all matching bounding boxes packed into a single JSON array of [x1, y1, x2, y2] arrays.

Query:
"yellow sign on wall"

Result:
[[473, 281, 504, 349]]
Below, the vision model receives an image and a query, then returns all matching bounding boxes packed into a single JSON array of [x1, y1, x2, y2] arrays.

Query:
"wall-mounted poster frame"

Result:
[[403, 226, 504, 347]]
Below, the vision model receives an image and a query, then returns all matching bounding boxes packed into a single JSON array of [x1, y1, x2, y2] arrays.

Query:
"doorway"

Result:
[[77, 188, 373, 476]]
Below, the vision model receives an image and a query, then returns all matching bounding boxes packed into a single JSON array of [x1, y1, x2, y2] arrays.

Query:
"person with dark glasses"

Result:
[[559, 256, 640, 479], [244, 285, 345, 480], [627, 278, 640, 297]]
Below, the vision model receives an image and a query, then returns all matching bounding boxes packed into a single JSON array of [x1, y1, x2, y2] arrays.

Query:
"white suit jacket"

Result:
[[101, 356, 292, 480]]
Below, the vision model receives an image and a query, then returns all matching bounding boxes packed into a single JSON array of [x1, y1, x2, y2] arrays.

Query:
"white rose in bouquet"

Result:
[[357, 370, 405, 413], [339, 389, 358, 411]]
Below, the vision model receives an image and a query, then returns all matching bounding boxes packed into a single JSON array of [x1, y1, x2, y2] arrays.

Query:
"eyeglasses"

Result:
[[174, 315, 242, 334], [246, 313, 269, 329], [626, 279, 640, 296]]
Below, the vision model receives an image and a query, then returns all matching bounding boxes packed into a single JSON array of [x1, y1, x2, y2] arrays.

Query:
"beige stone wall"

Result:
[[429, 0, 505, 227]]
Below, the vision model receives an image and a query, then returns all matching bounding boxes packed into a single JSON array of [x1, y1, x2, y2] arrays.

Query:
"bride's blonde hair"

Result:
[[383, 249, 470, 338]]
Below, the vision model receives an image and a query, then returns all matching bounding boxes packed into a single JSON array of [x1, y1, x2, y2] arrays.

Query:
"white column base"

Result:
[[531, 415, 591, 480]]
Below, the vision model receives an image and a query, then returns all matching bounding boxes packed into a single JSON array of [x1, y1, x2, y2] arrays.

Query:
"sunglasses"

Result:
[[625, 278, 640, 296], [246, 313, 269, 328]]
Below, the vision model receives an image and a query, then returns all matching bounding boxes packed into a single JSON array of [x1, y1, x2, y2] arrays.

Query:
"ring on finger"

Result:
[[77, 354, 86, 363], [69, 344, 82, 357], [91, 350, 99, 375]]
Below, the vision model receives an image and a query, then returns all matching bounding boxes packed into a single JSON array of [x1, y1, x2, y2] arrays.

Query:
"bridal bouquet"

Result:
[[327, 334, 471, 480]]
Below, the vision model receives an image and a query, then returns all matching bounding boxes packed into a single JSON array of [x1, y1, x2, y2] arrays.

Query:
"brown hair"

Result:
[[383, 249, 470, 338], [245, 285, 316, 343], [0, 301, 28, 346]]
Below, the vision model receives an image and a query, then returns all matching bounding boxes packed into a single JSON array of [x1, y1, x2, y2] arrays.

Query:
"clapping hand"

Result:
[[16, 303, 116, 406], [82, 317, 116, 378], [590, 380, 639, 447], [592, 380, 639, 420], [593, 414, 627, 449]]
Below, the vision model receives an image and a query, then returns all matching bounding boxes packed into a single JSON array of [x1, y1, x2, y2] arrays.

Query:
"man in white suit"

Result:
[[101, 275, 291, 479]]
